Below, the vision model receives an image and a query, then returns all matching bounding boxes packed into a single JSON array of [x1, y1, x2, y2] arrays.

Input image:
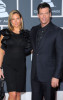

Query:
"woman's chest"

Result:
[[6, 35, 26, 48]]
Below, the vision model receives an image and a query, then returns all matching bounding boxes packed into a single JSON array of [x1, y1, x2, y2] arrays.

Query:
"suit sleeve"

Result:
[[53, 29, 63, 79]]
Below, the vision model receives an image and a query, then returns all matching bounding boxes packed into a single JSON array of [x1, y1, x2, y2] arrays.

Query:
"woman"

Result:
[[0, 10, 31, 100]]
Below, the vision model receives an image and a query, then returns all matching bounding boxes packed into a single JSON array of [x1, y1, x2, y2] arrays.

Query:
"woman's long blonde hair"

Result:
[[8, 10, 23, 31]]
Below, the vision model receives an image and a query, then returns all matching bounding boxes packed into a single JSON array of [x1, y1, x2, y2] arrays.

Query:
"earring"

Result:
[[10, 22, 12, 26]]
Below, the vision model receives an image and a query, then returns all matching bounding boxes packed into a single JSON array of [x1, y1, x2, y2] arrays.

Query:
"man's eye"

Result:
[[40, 13, 49, 15]]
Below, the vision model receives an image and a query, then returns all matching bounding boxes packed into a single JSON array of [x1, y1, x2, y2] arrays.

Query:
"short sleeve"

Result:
[[1, 36, 7, 51], [0, 29, 10, 51], [0, 28, 9, 36]]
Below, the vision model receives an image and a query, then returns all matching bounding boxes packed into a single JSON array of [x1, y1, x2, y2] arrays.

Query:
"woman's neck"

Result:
[[13, 28, 20, 34]]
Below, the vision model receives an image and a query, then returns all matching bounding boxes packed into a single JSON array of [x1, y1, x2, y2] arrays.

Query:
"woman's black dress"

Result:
[[1, 29, 31, 92]]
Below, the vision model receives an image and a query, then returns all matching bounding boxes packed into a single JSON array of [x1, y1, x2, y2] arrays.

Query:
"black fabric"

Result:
[[1, 29, 31, 92], [0, 79, 5, 99], [30, 21, 63, 100], [36, 22, 50, 47], [31, 79, 56, 100], [30, 22, 63, 82]]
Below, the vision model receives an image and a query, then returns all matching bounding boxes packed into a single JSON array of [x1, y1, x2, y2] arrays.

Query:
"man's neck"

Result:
[[41, 21, 50, 28]]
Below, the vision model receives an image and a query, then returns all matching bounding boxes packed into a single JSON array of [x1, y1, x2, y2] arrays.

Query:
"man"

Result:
[[30, 2, 63, 100]]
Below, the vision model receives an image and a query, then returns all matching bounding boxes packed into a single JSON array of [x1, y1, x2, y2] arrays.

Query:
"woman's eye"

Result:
[[12, 19, 15, 20]]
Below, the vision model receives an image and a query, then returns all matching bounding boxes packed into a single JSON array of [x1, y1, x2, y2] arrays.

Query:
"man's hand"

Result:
[[51, 77, 59, 88]]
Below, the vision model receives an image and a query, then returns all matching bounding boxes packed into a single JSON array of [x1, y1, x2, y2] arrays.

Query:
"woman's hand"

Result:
[[0, 69, 4, 79]]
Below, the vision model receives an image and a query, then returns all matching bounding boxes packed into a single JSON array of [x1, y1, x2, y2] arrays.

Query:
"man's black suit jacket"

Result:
[[30, 22, 63, 82]]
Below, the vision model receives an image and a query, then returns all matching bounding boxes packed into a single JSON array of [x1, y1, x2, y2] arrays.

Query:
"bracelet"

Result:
[[0, 67, 2, 69]]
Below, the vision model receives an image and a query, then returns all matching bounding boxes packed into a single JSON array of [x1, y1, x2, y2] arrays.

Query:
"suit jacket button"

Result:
[[37, 54, 38, 55]]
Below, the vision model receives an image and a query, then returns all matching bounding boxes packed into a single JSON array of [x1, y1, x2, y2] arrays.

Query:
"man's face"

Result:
[[38, 7, 51, 27]]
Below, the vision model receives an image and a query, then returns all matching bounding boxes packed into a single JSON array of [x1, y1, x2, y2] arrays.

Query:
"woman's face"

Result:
[[11, 13, 22, 28]]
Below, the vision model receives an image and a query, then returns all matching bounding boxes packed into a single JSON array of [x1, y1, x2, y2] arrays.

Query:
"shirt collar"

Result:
[[39, 21, 51, 31]]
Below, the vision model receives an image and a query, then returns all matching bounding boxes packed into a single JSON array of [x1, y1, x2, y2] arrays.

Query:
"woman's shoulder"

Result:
[[0, 29, 11, 46], [0, 28, 11, 36]]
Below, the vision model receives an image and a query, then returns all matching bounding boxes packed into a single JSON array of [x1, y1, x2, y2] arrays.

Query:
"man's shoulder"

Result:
[[51, 22, 62, 31]]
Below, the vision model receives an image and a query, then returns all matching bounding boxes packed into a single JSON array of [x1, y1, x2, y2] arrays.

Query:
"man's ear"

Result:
[[37, 14, 39, 18], [50, 12, 52, 17]]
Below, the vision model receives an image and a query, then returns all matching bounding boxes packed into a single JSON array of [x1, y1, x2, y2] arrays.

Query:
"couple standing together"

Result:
[[0, 2, 63, 100]]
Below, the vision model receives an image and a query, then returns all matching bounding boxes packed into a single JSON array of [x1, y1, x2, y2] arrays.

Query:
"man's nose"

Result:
[[43, 14, 46, 17]]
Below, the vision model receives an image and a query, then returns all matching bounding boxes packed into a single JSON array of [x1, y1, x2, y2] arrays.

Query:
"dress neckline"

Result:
[[11, 29, 24, 36], [12, 31, 21, 35]]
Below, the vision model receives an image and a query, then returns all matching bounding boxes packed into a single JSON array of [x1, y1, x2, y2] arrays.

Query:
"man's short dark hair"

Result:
[[37, 2, 51, 14]]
